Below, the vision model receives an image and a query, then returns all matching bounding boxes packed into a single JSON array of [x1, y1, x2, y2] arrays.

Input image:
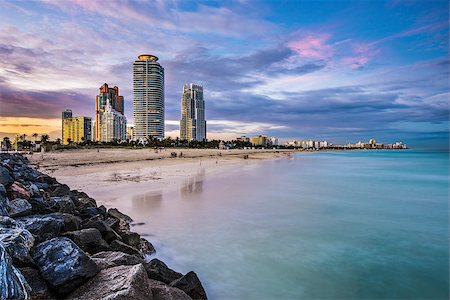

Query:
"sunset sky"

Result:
[[0, 0, 448, 148]]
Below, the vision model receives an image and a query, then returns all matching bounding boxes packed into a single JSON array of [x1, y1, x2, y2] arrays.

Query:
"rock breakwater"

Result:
[[0, 153, 207, 300]]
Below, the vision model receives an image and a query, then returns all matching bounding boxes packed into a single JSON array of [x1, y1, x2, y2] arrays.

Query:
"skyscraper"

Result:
[[62, 109, 72, 143], [133, 54, 165, 140], [95, 83, 127, 142], [180, 83, 206, 141]]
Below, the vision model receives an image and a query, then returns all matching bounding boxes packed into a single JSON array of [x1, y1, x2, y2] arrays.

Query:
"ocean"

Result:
[[125, 150, 449, 299]]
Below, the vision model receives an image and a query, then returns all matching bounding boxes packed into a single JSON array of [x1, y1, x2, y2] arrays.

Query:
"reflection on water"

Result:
[[132, 190, 163, 212], [180, 168, 205, 196]]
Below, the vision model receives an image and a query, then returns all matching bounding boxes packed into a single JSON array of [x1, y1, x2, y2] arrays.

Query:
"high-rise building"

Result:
[[133, 54, 165, 140], [62, 109, 72, 143], [95, 83, 127, 142], [180, 83, 206, 141], [62, 112, 91, 144]]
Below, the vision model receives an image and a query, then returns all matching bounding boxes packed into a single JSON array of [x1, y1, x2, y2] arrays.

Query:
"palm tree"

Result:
[[32, 133, 39, 142], [40, 134, 49, 144], [56, 138, 62, 145]]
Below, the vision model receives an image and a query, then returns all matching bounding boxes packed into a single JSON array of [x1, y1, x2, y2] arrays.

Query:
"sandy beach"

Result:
[[28, 148, 293, 207]]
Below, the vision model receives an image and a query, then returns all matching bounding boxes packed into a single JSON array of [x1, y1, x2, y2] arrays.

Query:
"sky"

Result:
[[0, 0, 448, 148]]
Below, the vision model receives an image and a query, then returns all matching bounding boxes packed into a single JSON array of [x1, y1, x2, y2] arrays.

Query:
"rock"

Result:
[[48, 212, 81, 232], [49, 196, 75, 213], [170, 271, 208, 300], [0, 216, 35, 263], [81, 215, 121, 242], [68, 263, 153, 300], [140, 238, 156, 255], [7, 181, 31, 200], [149, 279, 192, 300], [19, 267, 55, 300], [79, 206, 106, 220], [16, 214, 64, 243], [49, 183, 70, 197], [121, 231, 142, 247], [28, 183, 40, 196], [28, 196, 53, 214], [0, 183, 9, 216], [110, 239, 143, 258], [8, 198, 32, 217], [0, 165, 14, 188], [108, 208, 133, 223], [91, 251, 144, 270], [62, 228, 110, 254], [145, 259, 183, 284], [30, 237, 99, 295], [0, 243, 32, 299]]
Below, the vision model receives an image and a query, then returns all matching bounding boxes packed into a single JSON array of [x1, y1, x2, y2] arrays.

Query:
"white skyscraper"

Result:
[[133, 54, 165, 140], [180, 83, 206, 141]]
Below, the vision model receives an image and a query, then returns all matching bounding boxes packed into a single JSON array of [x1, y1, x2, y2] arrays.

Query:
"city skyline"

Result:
[[180, 83, 206, 141], [0, 0, 448, 148]]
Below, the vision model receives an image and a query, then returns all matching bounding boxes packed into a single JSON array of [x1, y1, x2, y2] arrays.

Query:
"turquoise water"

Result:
[[128, 150, 449, 299]]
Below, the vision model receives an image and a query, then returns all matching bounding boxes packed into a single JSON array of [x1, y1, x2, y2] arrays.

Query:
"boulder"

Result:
[[30, 237, 99, 295], [16, 214, 64, 243], [48, 196, 75, 213], [91, 251, 144, 270], [8, 198, 32, 217], [49, 183, 70, 197], [7, 181, 31, 200], [149, 279, 192, 300], [28, 196, 53, 214], [48, 212, 82, 232], [145, 259, 183, 284], [0, 216, 35, 263], [81, 215, 121, 242], [0, 165, 14, 188], [170, 271, 208, 300], [79, 206, 106, 220], [110, 239, 143, 258], [140, 238, 156, 255], [19, 267, 55, 300], [62, 228, 110, 254], [0, 183, 9, 216], [108, 208, 133, 223], [68, 263, 153, 300], [121, 231, 141, 247], [0, 244, 32, 299]]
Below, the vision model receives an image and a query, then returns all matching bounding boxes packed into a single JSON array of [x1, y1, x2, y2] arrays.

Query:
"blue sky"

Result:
[[0, 0, 448, 148]]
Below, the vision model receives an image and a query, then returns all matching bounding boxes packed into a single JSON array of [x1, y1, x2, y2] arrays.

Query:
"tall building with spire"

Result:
[[180, 83, 206, 141], [133, 54, 165, 140], [95, 83, 126, 142]]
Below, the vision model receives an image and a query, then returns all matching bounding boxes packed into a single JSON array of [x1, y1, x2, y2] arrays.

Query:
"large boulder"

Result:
[[108, 208, 133, 223], [0, 184, 9, 216], [48, 212, 81, 232], [110, 239, 143, 258], [16, 214, 64, 243], [8, 198, 32, 217], [19, 267, 55, 300], [7, 181, 31, 200], [145, 259, 183, 284], [81, 215, 121, 242], [62, 228, 110, 254], [48, 196, 75, 213], [91, 251, 144, 270], [121, 231, 141, 247], [170, 271, 208, 300], [49, 183, 70, 197], [68, 263, 153, 300], [30, 237, 99, 295], [79, 206, 107, 220], [0, 243, 31, 299], [140, 238, 156, 255], [0, 165, 14, 188], [0, 216, 34, 263], [149, 279, 191, 300]]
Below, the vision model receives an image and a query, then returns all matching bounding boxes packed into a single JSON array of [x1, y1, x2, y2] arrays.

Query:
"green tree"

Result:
[[32, 133, 39, 142], [40, 134, 49, 144]]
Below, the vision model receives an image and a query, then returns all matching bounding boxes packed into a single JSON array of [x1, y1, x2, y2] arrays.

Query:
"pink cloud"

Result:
[[288, 34, 334, 60]]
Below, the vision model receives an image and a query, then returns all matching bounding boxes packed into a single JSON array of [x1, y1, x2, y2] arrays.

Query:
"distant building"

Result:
[[62, 113, 92, 144], [133, 54, 165, 140], [95, 83, 127, 142], [252, 135, 268, 146], [236, 136, 250, 143], [126, 124, 134, 140], [180, 83, 206, 141], [62, 109, 72, 143], [270, 137, 279, 146]]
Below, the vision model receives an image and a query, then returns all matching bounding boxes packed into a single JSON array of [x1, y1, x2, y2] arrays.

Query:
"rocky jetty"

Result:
[[0, 153, 207, 300]]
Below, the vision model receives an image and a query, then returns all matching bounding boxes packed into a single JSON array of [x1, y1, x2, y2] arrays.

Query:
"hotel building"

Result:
[[133, 54, 165, 140], [95, 83, 127, 142], [62, 110, 92, 144], [180, 83, 206, 141]]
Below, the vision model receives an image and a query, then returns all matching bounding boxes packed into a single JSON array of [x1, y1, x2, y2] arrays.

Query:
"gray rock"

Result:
[[145, 259, 183, 284], [79, 206, 106, 220], [149, 279, 192, 300], [0, 216, 35, 263], [49, 183, 70, 197], [30, 237, 99, 295], [108, 208, 133, 223], [48, 212, 82, 232], [0, 243, 31, 299], [68, 263, 153, 300], [0, 165, 14, 188], [91, 251, 144, 270], [16, 214, 64, 243], [140, 238, 156, 255], [170, 271, 208, 300], [49, 196, 75, 213], [62, 228, 110, 254], [121, 231, 141, 247], [110, 239, 143, 258], [19, 267, 55, 300], [8, 198, 32, 217], [81, 215, 121, 242], [0, 183, 9, 216]]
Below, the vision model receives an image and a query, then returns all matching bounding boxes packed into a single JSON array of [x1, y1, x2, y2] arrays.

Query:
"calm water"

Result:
[[121, 150, 449, 299]]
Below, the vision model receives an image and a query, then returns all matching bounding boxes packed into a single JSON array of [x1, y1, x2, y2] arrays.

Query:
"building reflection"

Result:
[[132, 190, 163, 213], [180, 168, 205, 196]]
